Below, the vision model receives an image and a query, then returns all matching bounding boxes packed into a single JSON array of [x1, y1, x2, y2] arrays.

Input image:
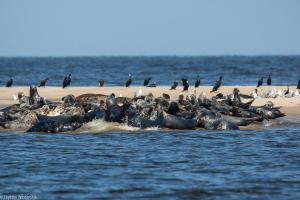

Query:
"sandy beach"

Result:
[[1, 86, 300, 116]]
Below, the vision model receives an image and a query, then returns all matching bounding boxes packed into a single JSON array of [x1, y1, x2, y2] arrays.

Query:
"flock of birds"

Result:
[[3, 74, 300, 96]]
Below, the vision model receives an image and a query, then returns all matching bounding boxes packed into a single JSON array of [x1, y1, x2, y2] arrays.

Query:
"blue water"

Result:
[[0, 56, 299, 86], [1, 128, 300, 199], [1, 56, 300, 199]]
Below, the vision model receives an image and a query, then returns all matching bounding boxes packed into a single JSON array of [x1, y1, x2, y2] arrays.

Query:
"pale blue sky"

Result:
[[0, 0, 299, 56]]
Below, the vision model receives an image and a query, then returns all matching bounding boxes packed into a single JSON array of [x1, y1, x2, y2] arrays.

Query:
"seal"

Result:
[[75, 93, 108, 105], [27, 121, 82, 133], [162, 112, 197, 129]]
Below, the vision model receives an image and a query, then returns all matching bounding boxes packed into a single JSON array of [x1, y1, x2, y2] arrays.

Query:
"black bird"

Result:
[[195, 76, 201, 88], [5, 77, 13, 87], [210, 76, 223, 93], [144, 77, 151, 86], [297, 78, 300, 89], [99, 79, 104, 87], [62, 77, 68, 88], [66, 74, 72, 86], [257, 77, 263, 87], [39, 78, 49, 87], [181, 78, 188, 86], [181, 78, 189, 92], [284, 87, 290, 95], [147, 82, 156, 87], [170, 81, 178, 90], [126, 74, 132, 87], [183, 81, 189, 92], [267, 74, 272, 86]]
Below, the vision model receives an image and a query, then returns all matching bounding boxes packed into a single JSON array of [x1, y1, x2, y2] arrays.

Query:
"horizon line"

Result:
[[1, 54, 300, 58]]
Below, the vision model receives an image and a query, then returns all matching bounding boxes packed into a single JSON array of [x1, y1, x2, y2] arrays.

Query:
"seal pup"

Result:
[[6, 77, 13, 87], [144, 77, 151, 86], [126, 74, 132, 87], [98, 79, 104, 87], [210, 76, 222, 93], [267, 74, 272, 86], [170, 81, 178, 90], [257, 77, 263, 87], [194, 76, 201, 88], [39, 78, 49, 87]]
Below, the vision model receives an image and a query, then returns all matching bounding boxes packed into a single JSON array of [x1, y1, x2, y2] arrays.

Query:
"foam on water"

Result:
[[78, 119, 141, 133]]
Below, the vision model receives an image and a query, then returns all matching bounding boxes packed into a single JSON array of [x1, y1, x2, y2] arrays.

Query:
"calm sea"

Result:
[[0, 56, 299, 86], [0, 56, 300, 199]]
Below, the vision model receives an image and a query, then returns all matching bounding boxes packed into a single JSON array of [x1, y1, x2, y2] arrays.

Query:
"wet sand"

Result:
[[0, 86, 300, 116]]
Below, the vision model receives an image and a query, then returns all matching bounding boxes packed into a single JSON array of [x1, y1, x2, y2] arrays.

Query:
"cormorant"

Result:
[[210, 76, 223, 92], [39, 78, 49, 87], [267, 74, 272, 86], [170, 82, 178, 90], [5, 77, 13, 87], [144, 77, 151, 86], [99, 79, 104, 87], [257, 77, 263, 87], [126, 74, 132, 87]]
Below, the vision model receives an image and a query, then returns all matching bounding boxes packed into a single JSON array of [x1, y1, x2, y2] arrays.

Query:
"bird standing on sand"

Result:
[[170, 81, 178, 90], [144, 77, 151, 86], [181, 78, 189, 92], [267, 74, 272, 86], [39, 78, 49, 87], [210, 76, 223, 93], [183, 81, 189, 91], [62, 77, 68, 88], [297, 77, 300, 89], [126, 74, 132, 87], [251, 89, 258, 99], [5, 77, 13, 87], [257, 77, 263, 87], [195, 76, 201, 88], [66, 74, 72, 86], [99, 79, 104, 87], [284, 87, 290, 95]]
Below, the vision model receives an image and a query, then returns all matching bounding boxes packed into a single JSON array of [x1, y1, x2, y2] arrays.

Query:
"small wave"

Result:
[[78, 120, 141, 133]]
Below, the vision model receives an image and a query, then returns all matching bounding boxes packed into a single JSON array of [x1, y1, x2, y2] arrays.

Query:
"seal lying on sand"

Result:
[[0, 86, 285, 133]]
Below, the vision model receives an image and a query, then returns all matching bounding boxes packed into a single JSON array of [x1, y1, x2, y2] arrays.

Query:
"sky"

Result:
[[0, 0, 299, 56]]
